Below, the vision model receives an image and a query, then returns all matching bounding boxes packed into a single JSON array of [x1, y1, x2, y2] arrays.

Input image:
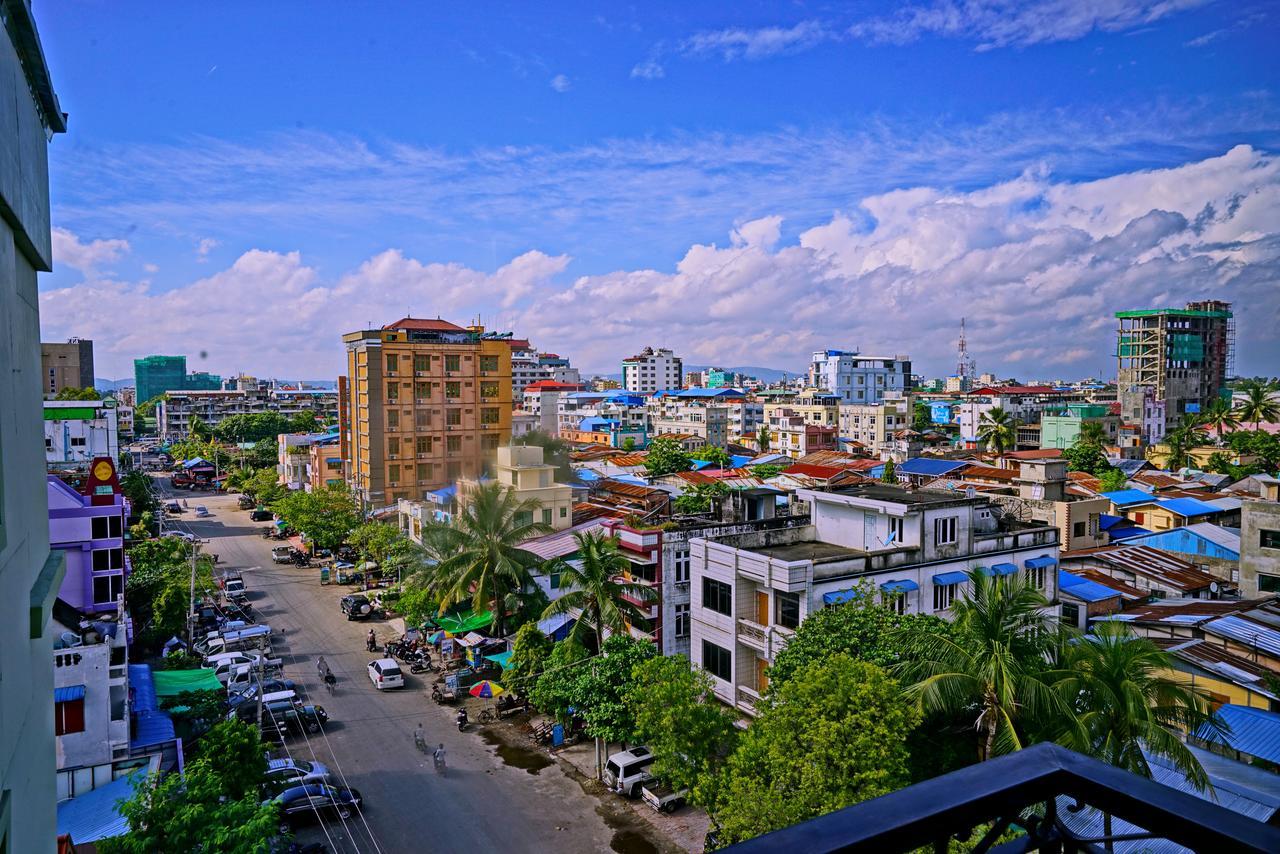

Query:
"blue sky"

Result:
[[35, 1, 1280, 380]]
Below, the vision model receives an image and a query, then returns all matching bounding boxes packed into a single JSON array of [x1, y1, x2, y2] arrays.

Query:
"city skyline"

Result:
[[35, 2, 1280, 379]]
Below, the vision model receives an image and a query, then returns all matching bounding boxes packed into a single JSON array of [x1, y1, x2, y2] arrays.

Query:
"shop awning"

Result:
[[152, 668, 222, 697], [932, 571, 969, 586], [822, 588, 864, 605], [54, 684, 85, 703], [880, 579, 919, 593], [1025, 555, 1058, 569], [991, 563, 1019, 576], [485, 651, 513, 669]]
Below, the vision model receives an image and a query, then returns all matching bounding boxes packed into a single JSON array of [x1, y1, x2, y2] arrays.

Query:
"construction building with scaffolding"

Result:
[[1116, 300, 1234, 444]]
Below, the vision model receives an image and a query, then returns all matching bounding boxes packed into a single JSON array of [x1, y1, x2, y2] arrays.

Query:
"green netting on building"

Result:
[[1169, 334, 1205, 362]]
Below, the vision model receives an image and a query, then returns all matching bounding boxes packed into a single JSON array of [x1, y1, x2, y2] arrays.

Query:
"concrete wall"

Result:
[[0, 6, 63, 848], [1240, 500, 1280, 598]]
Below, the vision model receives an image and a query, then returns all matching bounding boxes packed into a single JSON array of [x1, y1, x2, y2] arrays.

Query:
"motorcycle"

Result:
[[409, 658, 433, 675], [456, 708, 468, 732]]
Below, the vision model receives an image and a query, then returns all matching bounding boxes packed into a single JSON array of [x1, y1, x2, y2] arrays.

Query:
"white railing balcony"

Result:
[[737, 618, 768, 652]]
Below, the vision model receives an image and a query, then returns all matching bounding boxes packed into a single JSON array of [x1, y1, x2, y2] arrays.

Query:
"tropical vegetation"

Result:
[[541, 531, 657, 650], [976, 406, 1019, 454], [643, 436, 694, 476]]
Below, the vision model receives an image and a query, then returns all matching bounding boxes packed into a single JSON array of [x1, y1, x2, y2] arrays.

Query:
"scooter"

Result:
[[456, 708, 468, 732], [410, 658, 434, 675]]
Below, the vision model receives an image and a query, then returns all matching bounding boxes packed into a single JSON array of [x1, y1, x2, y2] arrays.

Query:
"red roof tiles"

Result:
[[383, 317, 466, 332]]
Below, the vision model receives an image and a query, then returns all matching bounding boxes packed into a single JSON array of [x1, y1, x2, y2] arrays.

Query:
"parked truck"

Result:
[[641, 781, 688, 814]]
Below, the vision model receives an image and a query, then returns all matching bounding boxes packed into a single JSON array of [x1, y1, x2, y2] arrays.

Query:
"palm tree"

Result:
[[541, 531, 657, 650], [756, 424, 771, 453], [893, 570, 1080, 762], [1049, 622, 1225, 841], [1235, 381, 1280, 431], [420, 481, 552, 637], [1077, 420, 1108, 448], [1163, 414, 1208, 471], [977, 407, 1019, 454], [1200, 397, 1239, 443]]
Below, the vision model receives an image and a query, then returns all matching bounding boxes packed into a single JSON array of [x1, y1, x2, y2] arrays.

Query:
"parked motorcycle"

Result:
[[409, 659, 433, 675]]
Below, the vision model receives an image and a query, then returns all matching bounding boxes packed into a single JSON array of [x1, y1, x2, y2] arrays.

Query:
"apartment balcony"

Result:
[[735, 685, 762, 717], [736, 618, 768, 653]]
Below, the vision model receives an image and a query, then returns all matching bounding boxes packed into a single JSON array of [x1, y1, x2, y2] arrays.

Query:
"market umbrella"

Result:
[[469, 680, 505, 699], [427, 630, 453, 644]]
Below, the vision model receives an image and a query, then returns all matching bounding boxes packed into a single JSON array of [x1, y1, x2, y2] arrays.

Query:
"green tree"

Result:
[[1077, 420, 1108, 447], [505, 621, 553, 695], [880, 458, 896, 484], [347, 520, 411, 567], [1235, 380, 1280, 431], [1062, 441, 1109, 476], [288, 410, 320, 434], [213, 412, 290, 444], [1097, 468, 1129, 493], [136, 394, 165, 417], [749, 463, 784, 479], [415, 481, 551, 636], [271, 483, 360, 552], [576, 634, 657, 744], [1225, 429, 1280, 472], [630, 655, 738, 802], [691, 445, 732, 469], [1163, 414, 1208, 471], [710, 655, 919, 846], [192, 718, 270, 800], [541, 531, 657, 650], [529, 637, 591, 723], [621, 436, 637, 452], [756, 424, 771, 453], [395, 584, 439, 626], [120, 469, 157, 515], [894, 570, 1077, 762], [187, 413, 213, 442], [767, 592, 955, 688], [673, 481, 731, 515], [912, 400, 934, 432], [126, 537, 214, 643], [160, 689, 228, 736], [53, 386, 102, 400], [243, 467, 286, 505], [240, 438, 278, 469], [1201, 397, 1239, 442], [977, 406, 1019, 454], [643, 436, 693, 477]]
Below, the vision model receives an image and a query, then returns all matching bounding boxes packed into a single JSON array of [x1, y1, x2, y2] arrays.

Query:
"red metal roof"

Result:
[[382, 317, 466, 332], [506, 339, 532, 349], [967, 386, 1059, 396], [524, 380, 582, 391], [1003, 449, 1066, 460], [783, 463, 848, 480]]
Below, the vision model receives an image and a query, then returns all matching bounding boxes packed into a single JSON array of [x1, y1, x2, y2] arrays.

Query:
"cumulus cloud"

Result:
[[42, 147, 1280, 382], [51, 227, 130, 273], [550, 74, 571, 92]]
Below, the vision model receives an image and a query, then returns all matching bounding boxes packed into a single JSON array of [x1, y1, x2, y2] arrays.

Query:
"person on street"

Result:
[[433, 743, 446, 774], [414, 723, 427, 752], [366, 628, 376, 652], [316, 656, 328, 679]]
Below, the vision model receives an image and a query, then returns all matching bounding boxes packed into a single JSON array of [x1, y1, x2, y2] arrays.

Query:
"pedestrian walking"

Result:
[[433, 743, 447, 775]]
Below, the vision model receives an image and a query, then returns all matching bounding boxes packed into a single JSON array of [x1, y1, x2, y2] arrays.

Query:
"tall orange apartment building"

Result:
[[341, 318, 513, 508]]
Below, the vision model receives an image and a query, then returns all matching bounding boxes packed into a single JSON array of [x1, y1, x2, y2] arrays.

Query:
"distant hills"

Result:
[[94, 378, 132, 392]]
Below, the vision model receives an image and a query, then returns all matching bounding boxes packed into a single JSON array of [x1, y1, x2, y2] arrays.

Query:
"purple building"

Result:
[[48, 476, 131, 615]]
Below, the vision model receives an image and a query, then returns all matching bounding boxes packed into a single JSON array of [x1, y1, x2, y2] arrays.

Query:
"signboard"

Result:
[[85, 456, 120, 506]]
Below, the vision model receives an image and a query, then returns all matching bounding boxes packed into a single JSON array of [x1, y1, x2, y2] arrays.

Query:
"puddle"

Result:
[[596, 805, 661, 854], [479, 729, 553, 775]]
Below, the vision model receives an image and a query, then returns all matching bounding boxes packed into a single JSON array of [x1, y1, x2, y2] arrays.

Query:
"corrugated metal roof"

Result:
[[520, 520, 607, 560], [127, 664, 176, 749], [1195, 705, 1280, 765], [1062, 545, 1214, 592], [1059, 571, 1122, 603], [1101, 489, 1157, 506], [1203, 615, 1280, 659], [56, 772, 140, 843], [54, 684, 85, 703], [898, 458, 967, 476], [1156, 497, 1223, 518]]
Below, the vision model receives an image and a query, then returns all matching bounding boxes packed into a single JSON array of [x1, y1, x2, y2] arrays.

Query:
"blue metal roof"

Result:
[[1025, 555, 1058, 569], [822, 588, 865, 605], [575, 468, 600, 481], [128, 664, 175, 749], [1203, 616, 1280, 658], [1195, 705, 1280, 765], [1099, 513, 1128, 530], [653, 388, 744, 399], [56, 771, 140, 843], [1058, 571, 1122, 603], [1100, 489, 1157, 507], [898, 458, 968, 477], [1155, 497, 1223, 518], [54, 684, 85, 703], [932, 570, 969, 586], [1108, 525, 1152, 541], [880, 579, 920, 593], [991, 562, 1019, 576], [428, 485, 457, 500]]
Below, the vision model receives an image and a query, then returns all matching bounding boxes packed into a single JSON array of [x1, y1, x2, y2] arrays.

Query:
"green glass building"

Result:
[[134, 355, 186, 404]]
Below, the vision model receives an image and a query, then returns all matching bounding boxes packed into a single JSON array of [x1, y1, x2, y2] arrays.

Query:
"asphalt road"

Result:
[[158, 481, 657, 854]]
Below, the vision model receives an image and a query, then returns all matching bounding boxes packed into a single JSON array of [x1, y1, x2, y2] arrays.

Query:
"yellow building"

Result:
[[342, 318, 512, 507], [762, 388, 839, 429], [459, 445, 574, 531], [1145, 443, 1257, 470]]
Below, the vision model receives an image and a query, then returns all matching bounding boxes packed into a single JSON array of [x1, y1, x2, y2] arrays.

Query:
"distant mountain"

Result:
[[94, 378, 133, 392]]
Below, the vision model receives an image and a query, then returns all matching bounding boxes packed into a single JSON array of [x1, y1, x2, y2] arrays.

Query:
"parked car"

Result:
[[223, 576, 248, 602], [264, 758, 332, 793], [604, 746, 656, 798], [237, 495, 256, 509], [227, 676, 296, 706], [340, 594, 372, 620], [367, 658, 404, 690], [641, 780, 688, 813], [271, 546, 295, 564], [195, 505, 210, 517], [165, 501, 183, 513], [250, 509, 274, 522], [272, 784, 362, 832], [258, 701, 328, 741]]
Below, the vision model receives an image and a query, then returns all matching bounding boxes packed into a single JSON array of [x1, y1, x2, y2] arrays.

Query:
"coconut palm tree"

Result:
[[977, 407, 1019, 454], [1200, 397, 1240, 444], [893, 570, 1080, 762], [541, 531, 657, 650], [1163, 414, 1208, 471], [1235, 381, 1280, 431], [1077, 420, 1108, 448], [421, 481, 552, 637], [1049, 622, 1225, 841]]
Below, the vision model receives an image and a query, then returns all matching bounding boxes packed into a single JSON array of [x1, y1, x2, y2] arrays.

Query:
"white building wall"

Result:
[[44, 403, 119, 466]]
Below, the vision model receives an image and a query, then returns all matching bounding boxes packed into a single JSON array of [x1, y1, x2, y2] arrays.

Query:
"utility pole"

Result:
[[255, 641, 267, 737], [186, 539, 198, 645]]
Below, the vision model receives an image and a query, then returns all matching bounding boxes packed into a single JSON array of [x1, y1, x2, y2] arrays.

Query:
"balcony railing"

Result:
[[737, 618, 768, 650], [723, 742, 1280, 853]]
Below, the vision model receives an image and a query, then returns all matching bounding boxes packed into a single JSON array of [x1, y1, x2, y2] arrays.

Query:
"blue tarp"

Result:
[[880, 579, 920, 593], [1156, 497, 1223, 518], [991, 562, 1019, 576], [822, 588, 865, 605], [54, 684, 86, 703], [898, 458, 968, 477], [1025, 555, 1058, 569], [1195, 705, 1280, 765], [1059, 571, 1121, 603], [127, 664, 175, 749], [932, 570, 969, 586], [1100, 489, 1156, 507], [56, 772, 140, 843]]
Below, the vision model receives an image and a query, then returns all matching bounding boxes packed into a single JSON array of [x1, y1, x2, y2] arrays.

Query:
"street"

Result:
[[159, 481, 669, 854]]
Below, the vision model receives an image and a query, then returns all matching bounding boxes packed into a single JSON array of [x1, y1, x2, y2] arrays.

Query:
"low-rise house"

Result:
[[1240, 482, 1280, 597], [689, 483, 1059, 716], [1154, 639, 1279, 713], [459, 445, 574, 531], [1124, 523, 1241, 586], [1101, 490, 1226, 532], [1060, 544, 1222, 598], [1058, 570, 1125, 630], [45, 400, 119, 469]]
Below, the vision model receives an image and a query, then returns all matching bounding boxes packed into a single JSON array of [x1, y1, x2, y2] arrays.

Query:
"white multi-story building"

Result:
[[622, 347, 683, 394], [156, 387, 338, 441], [689, 483, 1059, 717], [809, 350, 912, 404], [648, 400, 729, 449], [510, 340, 582, 398], [838, 396, 912, 457], [44, 400, 120, 468], [956, 386, 1064, 445], [555, 391, 648, 436]]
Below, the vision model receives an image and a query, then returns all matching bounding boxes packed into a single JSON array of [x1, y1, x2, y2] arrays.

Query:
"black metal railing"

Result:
[[724, 743, 1280, 853]]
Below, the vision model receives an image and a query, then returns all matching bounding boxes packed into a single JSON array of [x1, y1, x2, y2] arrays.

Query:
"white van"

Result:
[[603, 746, 656, 798], [367, 658, 404, 690]]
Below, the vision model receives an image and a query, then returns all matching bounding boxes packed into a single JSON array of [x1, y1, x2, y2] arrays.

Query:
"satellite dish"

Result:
[[1209, 581, 1219, 593]]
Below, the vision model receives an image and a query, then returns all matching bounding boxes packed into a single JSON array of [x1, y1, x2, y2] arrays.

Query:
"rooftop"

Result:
[[748, 540, 866, 564], [382, 316, 466, 332], [828, 482, 974, 507]]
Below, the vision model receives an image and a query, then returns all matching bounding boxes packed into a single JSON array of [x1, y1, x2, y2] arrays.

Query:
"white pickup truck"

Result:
[[641, 781, 688, 814]]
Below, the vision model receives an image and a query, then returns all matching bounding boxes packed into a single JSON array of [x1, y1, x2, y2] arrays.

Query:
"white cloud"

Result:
[[550, 74, 571, 93], [630, 58, 665, 79], [143, 263, 159, 273], [680, 20, 830, 61], [51, 227, 130, 274], [43, 147, 1280, 381], [849, 0, 1210, 51], [196, 237, 219, 262]]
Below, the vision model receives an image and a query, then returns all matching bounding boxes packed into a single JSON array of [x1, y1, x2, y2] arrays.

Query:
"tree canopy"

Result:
[[691, 445, 732, 469], [710, 655, 919, 846], [505, 621, 554, 695], [53, 386, 103, 400], [673, 481, 731, 515], [126, 537, 214, 644], [271, 483, 361, 552], [643, 437, 694, 477]]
